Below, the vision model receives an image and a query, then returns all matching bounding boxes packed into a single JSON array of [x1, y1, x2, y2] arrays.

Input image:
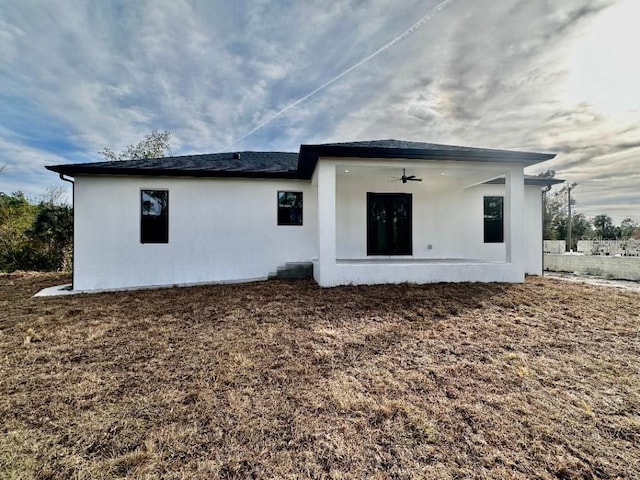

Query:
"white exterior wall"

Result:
[[73, 176, 317, 291], [315, 161, 338, 287], [523, 186, 543, 275], [71, 162, 544, 291]]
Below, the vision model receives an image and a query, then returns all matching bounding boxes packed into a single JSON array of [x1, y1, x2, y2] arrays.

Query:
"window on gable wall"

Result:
[[277, 191, 303, 226], [484, 196, 503, 243], [141, 190, 169, 243]]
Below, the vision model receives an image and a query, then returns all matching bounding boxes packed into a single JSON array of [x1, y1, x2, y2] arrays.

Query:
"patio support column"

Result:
[[505, 166, 525, 281], [316, 160, 337, 286]]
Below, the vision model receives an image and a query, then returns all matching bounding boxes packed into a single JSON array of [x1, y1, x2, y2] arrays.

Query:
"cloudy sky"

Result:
[[1, 0, 638, 222]]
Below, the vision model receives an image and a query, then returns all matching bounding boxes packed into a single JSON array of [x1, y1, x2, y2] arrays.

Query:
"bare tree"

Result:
[[99, 130, 172, 161], [38, 185, 68, 205]]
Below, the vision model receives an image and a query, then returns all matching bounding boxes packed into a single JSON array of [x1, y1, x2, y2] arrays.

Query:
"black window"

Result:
[[484, 196, 503, 243], [278, 191, 303, 226], [141, 190, 168, 243]]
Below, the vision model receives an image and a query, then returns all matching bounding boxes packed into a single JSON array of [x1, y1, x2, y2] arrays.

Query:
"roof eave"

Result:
[[485, 177, 565, 187], [297, 145, 556, 178], [45, 165, 302, 180]]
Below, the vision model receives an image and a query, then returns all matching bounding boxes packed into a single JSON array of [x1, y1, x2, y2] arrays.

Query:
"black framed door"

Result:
[[367, 193, 412, 255]]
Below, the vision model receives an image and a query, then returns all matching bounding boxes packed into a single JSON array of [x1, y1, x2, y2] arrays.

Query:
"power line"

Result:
[[225, 0, 456, 149]]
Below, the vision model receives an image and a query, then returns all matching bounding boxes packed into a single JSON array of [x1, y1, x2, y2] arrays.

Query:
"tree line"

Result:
[[0, 188, 73, 271], [543, 185, 639, 250]]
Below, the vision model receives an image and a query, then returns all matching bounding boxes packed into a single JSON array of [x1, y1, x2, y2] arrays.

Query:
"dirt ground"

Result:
[[1, 272, 639, 479]]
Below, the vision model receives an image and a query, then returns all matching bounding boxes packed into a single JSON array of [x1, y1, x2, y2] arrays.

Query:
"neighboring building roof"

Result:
[[46, 139, 556, 180]]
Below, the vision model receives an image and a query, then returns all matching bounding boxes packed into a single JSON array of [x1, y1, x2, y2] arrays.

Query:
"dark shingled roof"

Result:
[[47, 151, 300, 179], [308, 139, 536, 154], [46, 139, 556, 180], [296, 140, 556, 177]]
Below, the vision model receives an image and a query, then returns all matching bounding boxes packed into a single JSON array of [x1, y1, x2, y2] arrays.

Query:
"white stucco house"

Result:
[[47, 140, 561, 291]]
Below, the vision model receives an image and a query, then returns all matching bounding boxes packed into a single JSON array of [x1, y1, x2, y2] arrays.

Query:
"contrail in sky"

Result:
[[225, 0, 456, 149]]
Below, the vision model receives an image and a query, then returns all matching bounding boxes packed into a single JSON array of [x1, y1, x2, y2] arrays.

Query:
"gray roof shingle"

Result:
[[47, 151, 300, 178], [310, 139, 527, 154]]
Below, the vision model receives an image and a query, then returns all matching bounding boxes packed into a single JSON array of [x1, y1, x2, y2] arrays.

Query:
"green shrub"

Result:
[[0, 192, 72, 272]]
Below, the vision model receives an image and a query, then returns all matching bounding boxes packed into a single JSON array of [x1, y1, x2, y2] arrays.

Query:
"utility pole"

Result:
[[567, 183, 577, 252], [542, 185, 552, 274]]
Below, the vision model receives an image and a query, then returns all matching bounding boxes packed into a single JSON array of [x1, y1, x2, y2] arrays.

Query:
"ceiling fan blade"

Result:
[[392, 169, 420, 183]]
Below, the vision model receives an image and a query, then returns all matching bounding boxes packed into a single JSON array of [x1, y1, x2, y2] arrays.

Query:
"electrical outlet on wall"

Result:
[[427, 244, 433, 250]]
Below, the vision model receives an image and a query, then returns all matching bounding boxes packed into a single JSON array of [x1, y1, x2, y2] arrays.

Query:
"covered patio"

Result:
[[299, 141, 554, 287]]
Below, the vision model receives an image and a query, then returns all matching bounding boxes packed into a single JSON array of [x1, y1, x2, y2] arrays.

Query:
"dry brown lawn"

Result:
[[1, 273, 639, 479]]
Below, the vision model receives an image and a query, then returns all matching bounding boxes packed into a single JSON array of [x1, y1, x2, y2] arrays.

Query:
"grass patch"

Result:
[[1, 272, 639, 478]]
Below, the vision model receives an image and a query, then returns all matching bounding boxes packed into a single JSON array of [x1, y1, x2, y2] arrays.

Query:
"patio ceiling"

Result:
[[334, 162, 506, 187]]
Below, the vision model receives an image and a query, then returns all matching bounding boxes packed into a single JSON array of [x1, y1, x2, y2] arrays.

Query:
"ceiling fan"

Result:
[[391, 168, 422, 183]]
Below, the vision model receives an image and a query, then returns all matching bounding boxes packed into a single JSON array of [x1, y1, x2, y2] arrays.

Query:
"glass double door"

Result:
[[367, 193, 412, 256]]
